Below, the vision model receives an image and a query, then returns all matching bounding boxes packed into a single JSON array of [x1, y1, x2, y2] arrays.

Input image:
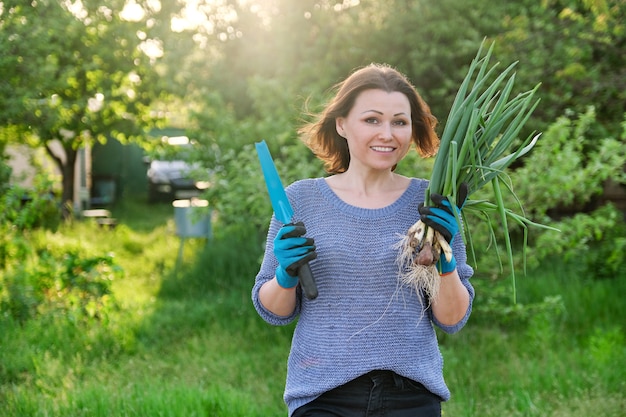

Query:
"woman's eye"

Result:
[[393, 119, 408, 126], [365, 117, 379, 124]]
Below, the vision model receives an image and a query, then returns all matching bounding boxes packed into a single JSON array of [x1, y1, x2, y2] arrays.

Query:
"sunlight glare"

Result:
[[63, 0, 88, 20], [120, 0, 145, 22], [171, 0, 239, 40]]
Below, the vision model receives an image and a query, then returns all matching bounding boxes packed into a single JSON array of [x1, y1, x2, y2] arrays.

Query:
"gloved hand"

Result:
[[273, 221, 317, 289], [418, 183, 468, 274]]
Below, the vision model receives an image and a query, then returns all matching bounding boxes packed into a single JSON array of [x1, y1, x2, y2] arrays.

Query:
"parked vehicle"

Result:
[[145, 136, 209, 203]]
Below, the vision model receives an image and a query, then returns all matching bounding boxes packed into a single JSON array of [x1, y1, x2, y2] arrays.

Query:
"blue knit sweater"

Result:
[[252, 177, 474, 416]]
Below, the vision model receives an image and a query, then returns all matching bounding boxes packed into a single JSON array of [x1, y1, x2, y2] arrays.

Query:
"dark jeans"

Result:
[[292, 371, 442, 417]]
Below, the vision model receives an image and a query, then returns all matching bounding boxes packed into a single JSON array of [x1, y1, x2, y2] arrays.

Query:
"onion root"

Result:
[[395, 220, 446, 303]]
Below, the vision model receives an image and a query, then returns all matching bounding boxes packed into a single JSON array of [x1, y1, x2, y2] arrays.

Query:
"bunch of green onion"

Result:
[[397, 40, 555, 303]]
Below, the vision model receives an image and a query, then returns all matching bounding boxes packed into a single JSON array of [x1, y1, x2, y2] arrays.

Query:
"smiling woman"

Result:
[[252, 63, 473, 417]]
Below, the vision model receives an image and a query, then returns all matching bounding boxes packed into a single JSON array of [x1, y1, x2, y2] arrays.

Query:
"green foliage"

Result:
[[158, 227, 263, 300], [0, 162, 11, 199], [201, 0, 509, 123], [588, 326, 625, 368], [452, 107, 626, 308], [472, 277, 566, 328], [0, 172, 62, 271], [532, 204, 626, 280], [0, 127, 13, 194], [440, 262, 626, 417], [511, 107, 626, 217], [0, 244, 122, 323], [0, 176, 61, 232], [503, 108, 626, 279], [0, 171, 123, 323], [1, 197, 625, 416], [0, 0, 170, 205], [3, 0, 625, 219], [496, 0, 626, 135], [189, 78, 325, 239]]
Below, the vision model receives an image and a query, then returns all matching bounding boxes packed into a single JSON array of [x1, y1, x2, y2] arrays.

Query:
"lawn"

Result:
[[1, 198, 624, 416]]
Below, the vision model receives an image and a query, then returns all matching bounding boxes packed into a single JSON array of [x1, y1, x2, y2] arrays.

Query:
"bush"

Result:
[[511, 107, 626, 218], [0, 175, 61, 231], [532, 204, 626, 280], [0, 238, 123, 323]]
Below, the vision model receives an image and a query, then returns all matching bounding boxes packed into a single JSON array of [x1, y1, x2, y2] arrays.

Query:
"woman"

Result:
[[252, 63, 474, 417]]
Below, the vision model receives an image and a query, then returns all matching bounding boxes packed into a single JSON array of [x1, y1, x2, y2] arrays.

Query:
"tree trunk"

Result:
[[46, 142, 78, 218], [61, 147, 77, 218]]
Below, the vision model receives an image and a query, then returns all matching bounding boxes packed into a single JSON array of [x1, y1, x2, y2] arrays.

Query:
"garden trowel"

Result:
[[255, 140, 318, 300]]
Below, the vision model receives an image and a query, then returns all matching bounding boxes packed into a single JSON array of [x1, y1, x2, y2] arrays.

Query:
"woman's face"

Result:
[[336, 89, 413, 172]]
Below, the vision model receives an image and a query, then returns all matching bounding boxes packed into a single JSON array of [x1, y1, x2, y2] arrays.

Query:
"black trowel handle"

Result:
[[298, 263, 318, 300]]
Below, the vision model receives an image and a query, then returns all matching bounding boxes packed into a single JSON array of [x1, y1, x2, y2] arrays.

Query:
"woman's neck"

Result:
[[325, 171, 411, 209]]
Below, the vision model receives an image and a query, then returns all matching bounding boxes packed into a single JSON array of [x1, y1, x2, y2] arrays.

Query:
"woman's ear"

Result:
[[335, 118, 345, 138]]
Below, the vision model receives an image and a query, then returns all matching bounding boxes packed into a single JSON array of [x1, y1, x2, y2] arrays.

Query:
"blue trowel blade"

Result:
[[255, 140, 319, 300], [255, 140, 294, 224]]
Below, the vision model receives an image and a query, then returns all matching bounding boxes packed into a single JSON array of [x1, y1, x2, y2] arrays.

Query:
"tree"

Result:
[[0, 0, 170, 214], [495, 0, 626, 136], [184, 0, 514, 125]]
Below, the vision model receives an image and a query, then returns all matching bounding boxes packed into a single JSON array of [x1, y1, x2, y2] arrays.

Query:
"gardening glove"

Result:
[[273, 221, 317, 289], [418, 183, 468, 274]]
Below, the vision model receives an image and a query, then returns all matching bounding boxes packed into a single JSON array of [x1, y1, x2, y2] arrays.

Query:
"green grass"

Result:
[[1, 198, 625, 416]]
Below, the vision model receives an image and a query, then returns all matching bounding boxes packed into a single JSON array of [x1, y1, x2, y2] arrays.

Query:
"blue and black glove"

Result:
[[418, 183, 468, 274], [273, 221, 317, 289]]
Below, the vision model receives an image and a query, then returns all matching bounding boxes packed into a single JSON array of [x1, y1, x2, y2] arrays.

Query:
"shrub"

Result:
[[1, 245, 123, 323], [0, 175, 61, 231], [531, 204, 626, 280]]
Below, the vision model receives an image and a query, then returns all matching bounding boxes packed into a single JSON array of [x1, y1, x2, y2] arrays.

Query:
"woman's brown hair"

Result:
[[299, 63, 439, 174]]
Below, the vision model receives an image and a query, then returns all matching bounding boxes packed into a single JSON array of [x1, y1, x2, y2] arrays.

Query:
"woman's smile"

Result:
[[371, 146, 396, 153]]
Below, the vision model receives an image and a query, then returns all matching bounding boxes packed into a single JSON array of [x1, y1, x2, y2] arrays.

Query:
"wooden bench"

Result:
[[81, 209, 118, 229]]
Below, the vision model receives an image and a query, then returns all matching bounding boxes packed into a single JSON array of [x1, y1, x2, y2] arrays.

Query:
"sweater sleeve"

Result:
[[251, 214, 302, 326]]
